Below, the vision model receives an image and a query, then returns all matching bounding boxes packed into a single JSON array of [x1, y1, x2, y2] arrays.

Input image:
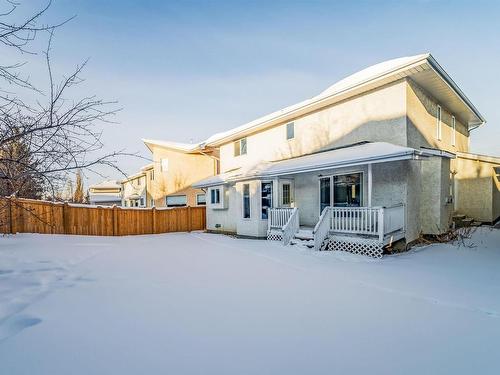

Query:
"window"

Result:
[[161, 158, 169, 172], [286, 122, 294, 140], [261, 182, 273, 219], [137, 177, 141, 186], [333, 173, 362, 207], [243, 183, 250, 218], [436, 105, 442, 140], [282, 183, 291, 205], [166, 195, 187, 207], [210, 188, 220, 204], [234, 138, 247, 156], [451, 115, 456, 146], [196, 193, 206, 206], [150, 169, 155, 181], [140, 197, 145, 206], [150, 199, 155, 207], [319, 177, 331, 215]]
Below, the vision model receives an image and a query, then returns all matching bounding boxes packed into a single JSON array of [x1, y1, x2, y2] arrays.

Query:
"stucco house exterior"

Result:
[[162, 53, 499, 257], [141, 140, 218, 207], [88, 180, 122, 206]]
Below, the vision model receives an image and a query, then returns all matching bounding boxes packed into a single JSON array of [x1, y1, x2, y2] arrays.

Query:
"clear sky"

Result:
[[6, 0, 500, 184]]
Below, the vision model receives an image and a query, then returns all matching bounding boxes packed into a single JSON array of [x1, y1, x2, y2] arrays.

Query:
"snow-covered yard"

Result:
[[1, 228, 499, 374]]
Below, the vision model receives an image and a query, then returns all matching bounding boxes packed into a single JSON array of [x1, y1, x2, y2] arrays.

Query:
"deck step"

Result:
[[294, 230, 314, 240], [290, 238, 314, 248]]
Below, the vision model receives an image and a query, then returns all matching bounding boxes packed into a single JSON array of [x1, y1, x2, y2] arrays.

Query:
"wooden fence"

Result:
[[0, 197, 206, 236]]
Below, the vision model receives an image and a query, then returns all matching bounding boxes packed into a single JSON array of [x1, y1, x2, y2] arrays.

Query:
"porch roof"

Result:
[[192, 142, 449, 188]]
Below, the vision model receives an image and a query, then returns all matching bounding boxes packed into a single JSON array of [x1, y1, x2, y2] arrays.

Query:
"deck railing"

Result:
[[312, 204, 405, 249], [282, 208, 299, 245], [268, 207, 296, 230]]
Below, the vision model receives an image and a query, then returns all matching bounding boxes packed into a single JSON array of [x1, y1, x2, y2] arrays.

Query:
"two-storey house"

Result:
[[170, 54, 498, 257]]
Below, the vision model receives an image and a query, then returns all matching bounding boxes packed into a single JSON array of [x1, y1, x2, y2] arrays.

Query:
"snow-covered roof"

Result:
[[193, 142, 449, 188], [153, 53, 485, 150], [89, 180, 121, 190], [143, 139, 200, 153]]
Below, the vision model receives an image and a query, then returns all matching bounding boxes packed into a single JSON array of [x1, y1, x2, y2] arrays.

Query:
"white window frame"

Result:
[[234, 138, 247, 157], [286, 122, 294, 140], [260, 181, 273, 220], [451, 115, 456, 146], [196, 193, 206, 206], [242, 183, 251, 219], [317, 170, 365, 217], [436, 105, 442, 140], [209, 186, 224, 209], [150, 198, 155, 207]]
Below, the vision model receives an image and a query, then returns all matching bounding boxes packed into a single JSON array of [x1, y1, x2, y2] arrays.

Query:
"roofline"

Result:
[[426, 54, 486, 129], [204, 54, 485, 146], [142, 139, 201, 153], [193, 149, 429, 188]]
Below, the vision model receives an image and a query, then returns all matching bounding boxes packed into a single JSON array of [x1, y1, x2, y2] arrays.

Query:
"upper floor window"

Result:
[[436, 105, 442, 140], [150, 169, 155, 181], [137, 177, 141, 186], [234, 138, 247, 156], [161, 158, 169, 172], [451, 115, 456, 146], [286, 122, 294, 140]]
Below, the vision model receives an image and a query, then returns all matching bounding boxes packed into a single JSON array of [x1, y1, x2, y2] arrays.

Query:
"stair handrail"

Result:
[[313, 206, 331, 251], [282, 207, 299, 245]]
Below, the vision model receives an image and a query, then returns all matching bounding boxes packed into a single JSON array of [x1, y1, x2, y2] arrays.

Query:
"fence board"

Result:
[[0, 197, 206, 236]]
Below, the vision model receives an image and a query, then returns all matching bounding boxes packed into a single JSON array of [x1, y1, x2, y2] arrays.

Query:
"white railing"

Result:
[[282, 208, 299, 245], [268, 207, 296, 230], [331, 206, 381, 236], [329, 204, 405, 243], [382, 203, 405, 237], [313, 207, 331, 251]]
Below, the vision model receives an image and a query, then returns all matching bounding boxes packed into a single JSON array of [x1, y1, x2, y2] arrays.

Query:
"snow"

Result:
[[1, 227, 499, 374], [194, 142, 436, 187], [154, 54, 431, 149]]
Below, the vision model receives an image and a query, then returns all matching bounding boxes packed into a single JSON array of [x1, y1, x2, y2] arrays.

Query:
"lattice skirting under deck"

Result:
[[325, 236, 383, 258], [267, 229, 283, 242]]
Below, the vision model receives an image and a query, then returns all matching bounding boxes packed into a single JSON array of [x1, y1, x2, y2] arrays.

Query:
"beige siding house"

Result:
[[164, 54, 498, 257], [142, 140, 218, 207], [88, 180, 122, 206]]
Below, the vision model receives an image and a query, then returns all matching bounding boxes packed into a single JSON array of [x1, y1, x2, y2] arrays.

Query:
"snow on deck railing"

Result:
[[281, 208, 299, 246]]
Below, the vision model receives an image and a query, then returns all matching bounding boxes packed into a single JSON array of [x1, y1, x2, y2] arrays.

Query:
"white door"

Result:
[[279, 179, 294, 208]]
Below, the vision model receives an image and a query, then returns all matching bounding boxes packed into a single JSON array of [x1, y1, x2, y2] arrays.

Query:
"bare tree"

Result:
[[73, 170, 84, 203]]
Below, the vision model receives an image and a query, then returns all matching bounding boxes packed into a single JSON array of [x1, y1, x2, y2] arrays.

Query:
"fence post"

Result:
[[152, 206, 157, 234], [112, 205, 118, 236], [63, 202, 68, 234], [187, 206, 192, 232], [8, 196, 14, 234]]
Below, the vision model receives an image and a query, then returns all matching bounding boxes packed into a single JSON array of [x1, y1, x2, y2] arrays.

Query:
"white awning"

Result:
[[192, 142, 453, 188]]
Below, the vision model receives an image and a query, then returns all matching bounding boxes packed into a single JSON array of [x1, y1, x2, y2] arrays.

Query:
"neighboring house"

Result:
[[88, 180, 122, 206], [163, 53, 499, 257], [141, 140, 218, 208], [121, 170, 147, 207]]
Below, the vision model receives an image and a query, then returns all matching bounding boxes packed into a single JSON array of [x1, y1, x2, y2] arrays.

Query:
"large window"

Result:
[[436, 105, 442, 140], [261, 182, 272, 219], [196, 193, 206, 206], [243, 183, 250, 218], [234, 138, 247, 156], [166, 195, 187, 207], [333, 173, 362, 207], [286, 122, 294, 140], [320, 173, 363, 214]]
